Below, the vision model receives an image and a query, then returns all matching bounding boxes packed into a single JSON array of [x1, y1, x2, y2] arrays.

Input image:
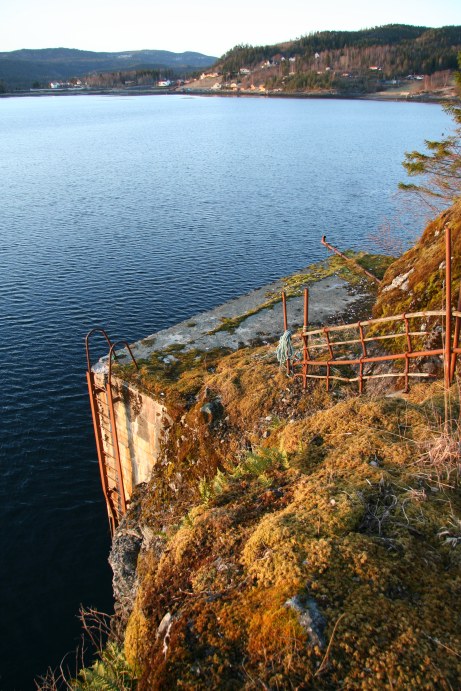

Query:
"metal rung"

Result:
[[86, 329, 139, 536], [97, 411, 110, 422]]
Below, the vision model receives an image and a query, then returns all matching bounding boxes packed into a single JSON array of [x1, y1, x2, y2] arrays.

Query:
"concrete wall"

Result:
[[94, 371, 170, 506]]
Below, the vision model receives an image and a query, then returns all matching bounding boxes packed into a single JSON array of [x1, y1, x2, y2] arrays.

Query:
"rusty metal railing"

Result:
[[294, 308, 450, 393], [321, 234, 381, 285], [283, 225, 459, 393]]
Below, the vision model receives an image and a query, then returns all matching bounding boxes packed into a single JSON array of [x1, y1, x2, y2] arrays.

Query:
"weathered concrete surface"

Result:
[[93, 373, 171, 504], [125, 274, 367, 361], [93, 271, 369, 507]]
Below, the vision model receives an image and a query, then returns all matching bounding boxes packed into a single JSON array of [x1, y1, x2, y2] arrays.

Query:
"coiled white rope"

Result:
[[276, 330, 294, 368]]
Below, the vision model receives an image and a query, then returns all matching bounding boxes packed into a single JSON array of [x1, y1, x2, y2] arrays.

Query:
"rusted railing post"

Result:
[[282, 290, 288, 331], [403, 313, 412, 393], [281, 291, 291, 375], [450, 282, 461, 382], [357, 322, 367, 394], [323, 327, 334, 391], [304, 287, 309, 333], [303, 287, 309, 389], [445, 225, 452, 389]]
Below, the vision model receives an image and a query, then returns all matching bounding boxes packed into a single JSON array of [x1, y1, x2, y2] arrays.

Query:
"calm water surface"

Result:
[[0, 94, 450, 688]]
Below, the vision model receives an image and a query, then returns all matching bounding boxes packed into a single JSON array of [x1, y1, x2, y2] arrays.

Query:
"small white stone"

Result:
[[381, 268, 414, 294], [157, 612, 172, 638]]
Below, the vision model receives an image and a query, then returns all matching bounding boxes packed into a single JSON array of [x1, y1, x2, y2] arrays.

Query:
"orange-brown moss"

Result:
[[111, 206, 461, 689], [120, 372, 461, 689]]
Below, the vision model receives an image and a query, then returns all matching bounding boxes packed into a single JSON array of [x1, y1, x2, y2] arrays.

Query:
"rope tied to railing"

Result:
[[276, 330, 294, 368]]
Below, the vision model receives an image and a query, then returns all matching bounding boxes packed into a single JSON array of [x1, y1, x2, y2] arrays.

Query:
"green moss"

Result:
[[355, 252, 394, 280], [208, 251, 386, 335], [115, 346, 232, 406]]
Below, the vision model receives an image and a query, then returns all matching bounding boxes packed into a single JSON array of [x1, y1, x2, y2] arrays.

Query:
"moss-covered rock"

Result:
[[374, 201, 461, 317], [119, 355, 461, 688], [103, 206, 461, 689]]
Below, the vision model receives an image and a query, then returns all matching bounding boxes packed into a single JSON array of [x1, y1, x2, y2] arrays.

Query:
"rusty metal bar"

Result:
[[86, 370, 117, 535], [85, 326, 113, 372], [323, 328, 334, 359], [304, 287, 309, 332], [106, 341, 139, 518], [403, 354, 409, 393], [445, 225, 452, 388], [294, 371, 436, 382], [303, 310, 445, 337], [85, 327, 119, 536], [106, 382, 127, 517], [323, 329, 334, 391], [357, 322, 367, 394], [309, 331, 430, 349], [450, 283, 461, 381], [307, 331, 429, 349], [282, 290, 288, 331], [281, 291, 291, 375], [357, 322, 367, 357], [107, 341, 139, 375], [302, 347, 445, 368], [403, 314, 412, 353], [403, 314, 412, 393], [321, 234, 381, 285], [303, 287, 309, 390]]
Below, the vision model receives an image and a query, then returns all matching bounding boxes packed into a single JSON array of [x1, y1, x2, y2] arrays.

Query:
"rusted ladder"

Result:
[[85, 328, 138, 535]]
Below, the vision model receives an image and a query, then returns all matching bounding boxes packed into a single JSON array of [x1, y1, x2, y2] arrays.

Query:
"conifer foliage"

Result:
[[399, 55, 461, 208], [399, 105, 461, 207]]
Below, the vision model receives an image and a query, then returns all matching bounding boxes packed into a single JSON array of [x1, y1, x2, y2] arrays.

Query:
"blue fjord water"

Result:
[[0, 94, 450, 688]]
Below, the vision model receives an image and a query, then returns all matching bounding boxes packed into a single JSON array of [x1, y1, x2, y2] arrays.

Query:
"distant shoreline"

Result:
[[1, 87, 458, 105]]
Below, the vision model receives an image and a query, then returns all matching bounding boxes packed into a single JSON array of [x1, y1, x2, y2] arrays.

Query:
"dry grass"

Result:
[[415, 431, 461, 489]]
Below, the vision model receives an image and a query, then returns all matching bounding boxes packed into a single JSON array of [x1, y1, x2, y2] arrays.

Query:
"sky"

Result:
[[2, 0, 461, 57]]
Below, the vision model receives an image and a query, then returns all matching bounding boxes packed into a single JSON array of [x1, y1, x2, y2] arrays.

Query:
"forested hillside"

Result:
[[215, 25, 461, 94]]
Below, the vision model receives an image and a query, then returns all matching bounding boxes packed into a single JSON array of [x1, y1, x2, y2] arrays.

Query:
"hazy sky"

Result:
[[2, 0, 461, 57]]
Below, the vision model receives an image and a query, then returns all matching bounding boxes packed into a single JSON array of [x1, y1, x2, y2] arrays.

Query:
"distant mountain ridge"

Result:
[[2, 25, 461, 94], [0, 47, 217, 89]]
